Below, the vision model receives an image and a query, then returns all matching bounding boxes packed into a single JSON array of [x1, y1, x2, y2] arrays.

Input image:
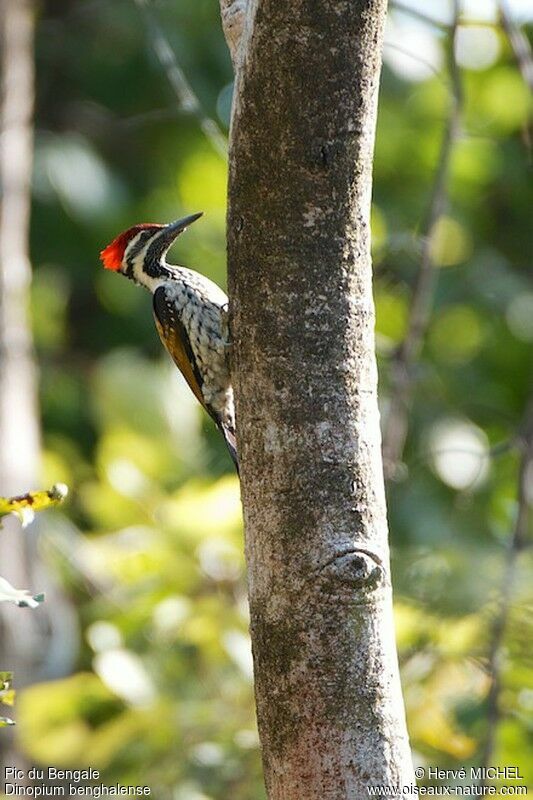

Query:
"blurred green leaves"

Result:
[[20, 0, 533, 796], [428, 216, 473, 267], [0, 484, 68, 614], [0, 483, 68, 525]]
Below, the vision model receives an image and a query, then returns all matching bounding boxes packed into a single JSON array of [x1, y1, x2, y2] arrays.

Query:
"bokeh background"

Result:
[[0, 0, 531, 797]]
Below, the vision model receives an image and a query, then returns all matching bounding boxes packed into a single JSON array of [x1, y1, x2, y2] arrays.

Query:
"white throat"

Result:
[[124, 232, 168, 293]]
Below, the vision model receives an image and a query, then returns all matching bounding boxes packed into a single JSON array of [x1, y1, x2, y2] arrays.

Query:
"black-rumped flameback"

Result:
[[100, 213, 237, 469]]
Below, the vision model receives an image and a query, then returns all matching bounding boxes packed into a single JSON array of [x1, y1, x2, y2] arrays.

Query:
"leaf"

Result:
[[0, 576, 44, 609], [0, 673, 16, 724], [0, 483, 69, 527], [0, 689, 15, 706], [0, 672, 13, 698]]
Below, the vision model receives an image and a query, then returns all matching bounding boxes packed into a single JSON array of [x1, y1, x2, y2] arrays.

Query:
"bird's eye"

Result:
[[127, 230, 151, 256]]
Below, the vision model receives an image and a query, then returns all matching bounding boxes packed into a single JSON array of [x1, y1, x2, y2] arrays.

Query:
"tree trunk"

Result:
[[0, 0, 39, 494], [221, 1, 414, 797], [0, 0, 41, 770]]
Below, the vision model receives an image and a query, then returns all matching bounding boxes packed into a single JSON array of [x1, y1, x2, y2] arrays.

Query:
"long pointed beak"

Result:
[[166, 211, 204, 236], [166, 212, 203, 237], [153, 212, 203, 257]]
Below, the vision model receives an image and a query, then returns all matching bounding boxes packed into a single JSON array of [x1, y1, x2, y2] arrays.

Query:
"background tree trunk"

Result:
[[0, 0, 39, 492], [0, 0, 41, 771], [223, 0, 414, 797]]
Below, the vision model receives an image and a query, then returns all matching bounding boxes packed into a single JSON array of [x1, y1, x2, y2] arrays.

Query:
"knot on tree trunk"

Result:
[[318, 547, 385, 601]]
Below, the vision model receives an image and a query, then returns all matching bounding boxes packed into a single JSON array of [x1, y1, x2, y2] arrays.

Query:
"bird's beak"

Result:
[[156, 212, 203, 252], [139, 212, 202, 266], [167, 212, 203, 235]]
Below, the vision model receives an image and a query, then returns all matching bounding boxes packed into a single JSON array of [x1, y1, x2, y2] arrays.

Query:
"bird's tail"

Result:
[[219, 422, 239, 474]]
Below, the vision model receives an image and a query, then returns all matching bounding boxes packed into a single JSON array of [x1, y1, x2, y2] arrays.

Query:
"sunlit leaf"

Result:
[[178, 150, 227, 213], [478, 67, 531, 134], [0, 689, 16, 707], [0, 671, 14, 705], [429, 305, 485, 364], [0, 483, 68, 526], [429, 216, 473, 267], [375, 289, 408, 345]]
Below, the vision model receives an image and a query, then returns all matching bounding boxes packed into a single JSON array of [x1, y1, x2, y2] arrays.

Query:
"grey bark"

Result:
[[0, 0, 41, 627], [0, 0, 39, 494], [222, 0, 414, 797], [0, 0, 40, 770]]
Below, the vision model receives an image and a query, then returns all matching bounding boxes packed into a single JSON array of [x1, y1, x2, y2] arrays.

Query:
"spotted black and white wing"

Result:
[[153, 285, 206, 410], [152, 284, 238, 469]]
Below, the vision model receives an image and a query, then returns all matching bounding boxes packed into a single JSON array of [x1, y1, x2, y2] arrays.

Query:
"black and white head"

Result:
[[100, 212, 203, 290]]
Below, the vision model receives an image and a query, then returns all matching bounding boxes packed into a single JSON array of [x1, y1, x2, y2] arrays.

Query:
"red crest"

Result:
[[100, 224, 164, 271]]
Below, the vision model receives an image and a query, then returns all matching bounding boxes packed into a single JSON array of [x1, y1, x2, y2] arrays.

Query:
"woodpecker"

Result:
[[100, 213, 237, 469]]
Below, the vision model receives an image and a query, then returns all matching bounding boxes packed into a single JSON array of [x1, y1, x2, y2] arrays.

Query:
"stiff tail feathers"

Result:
[[219, 422, 239, 474]]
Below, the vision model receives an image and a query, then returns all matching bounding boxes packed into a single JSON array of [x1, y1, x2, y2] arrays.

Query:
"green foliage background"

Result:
[[7, 0, 533, 797]]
